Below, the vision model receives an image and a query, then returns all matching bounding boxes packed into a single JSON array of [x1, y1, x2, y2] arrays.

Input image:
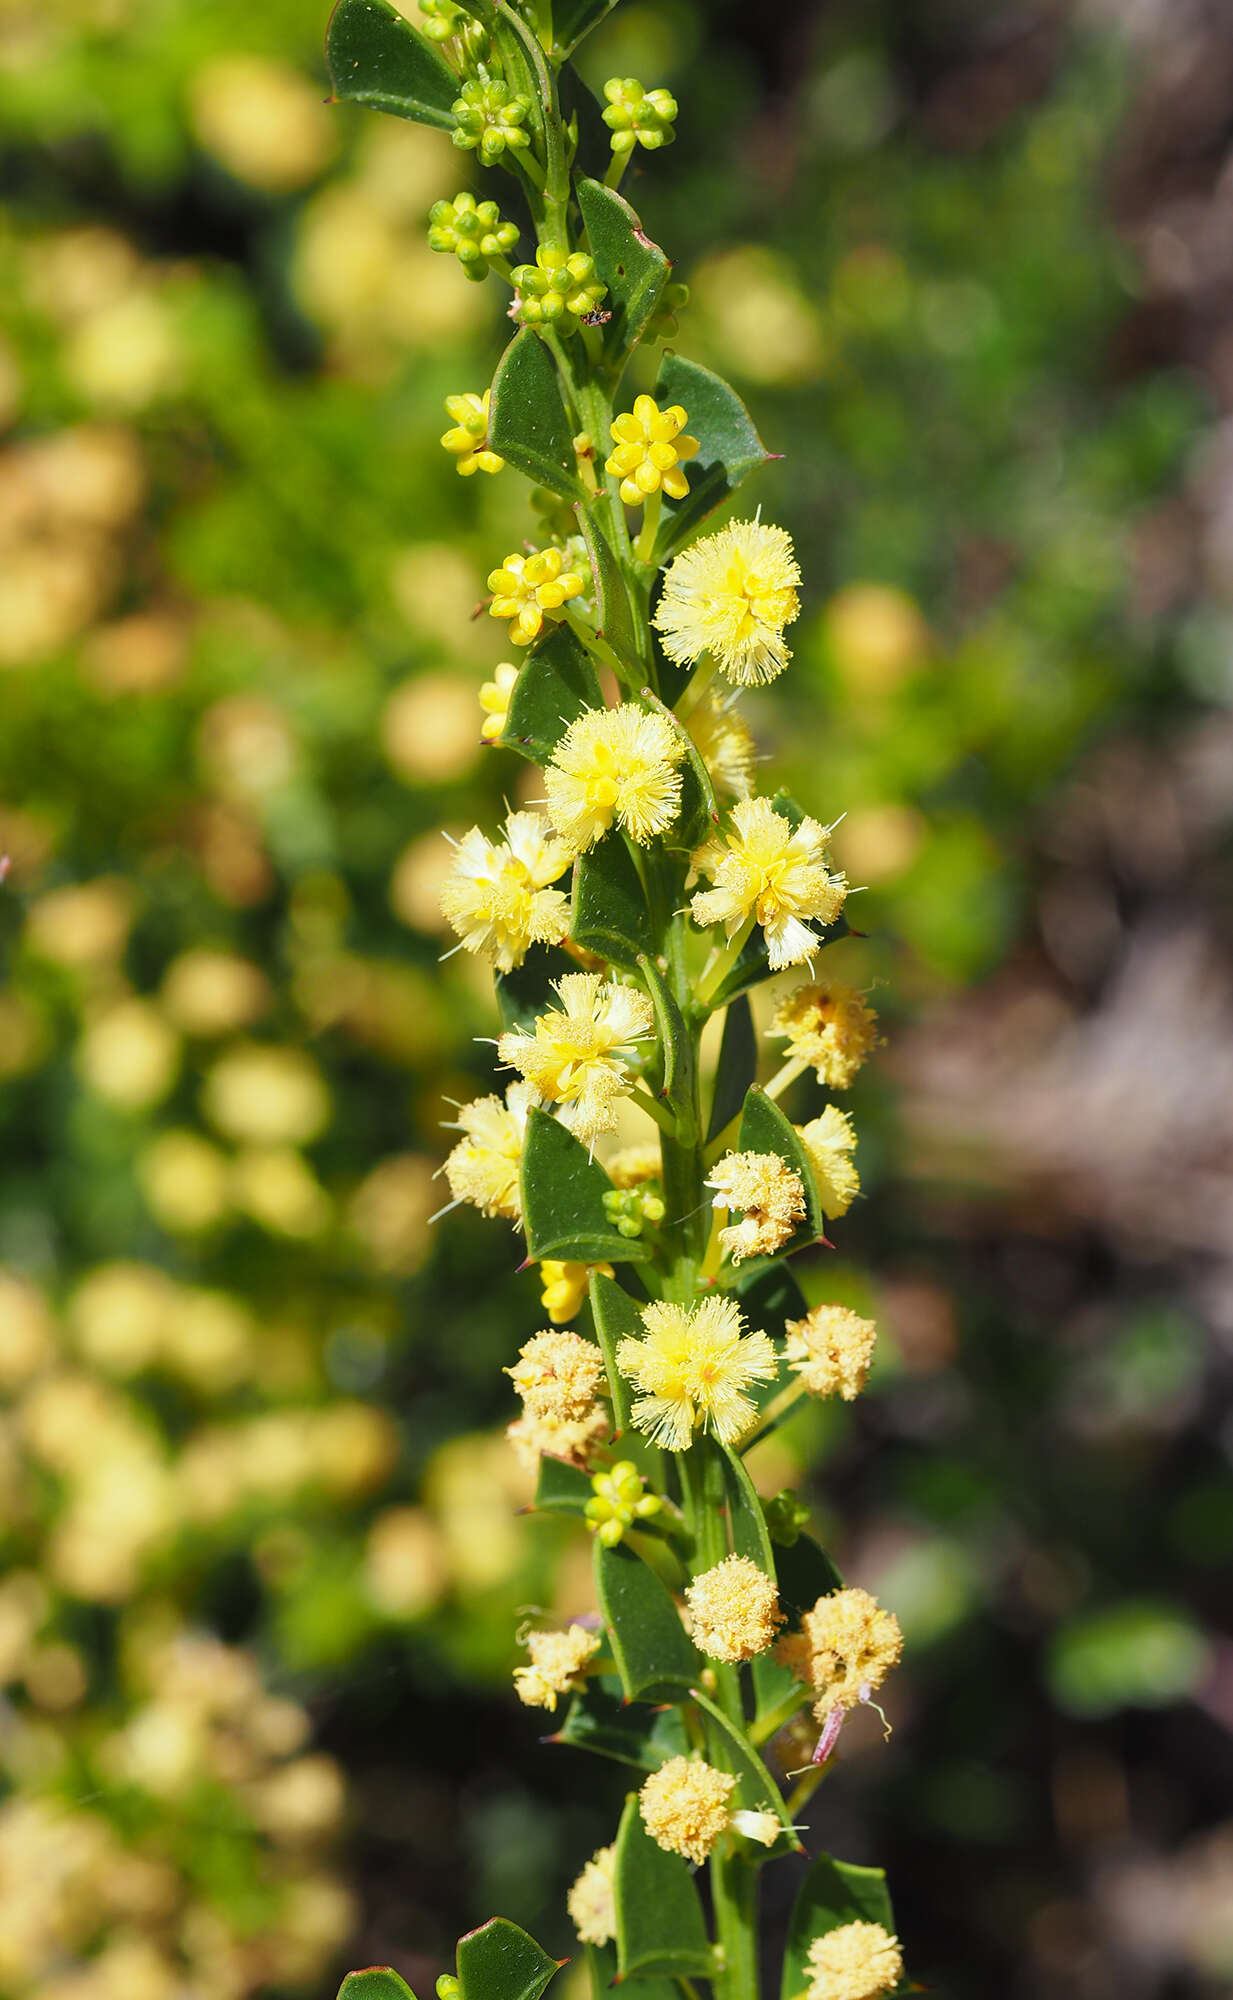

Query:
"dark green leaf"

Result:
[[325, 0, 458, 128], [549, 1676, 687, 1771], [337, 1972, 417, 2000], [499, 624, 603, 764], [735, 1258, 808, 1334], [651, 354, 770, 559], [489, 329, 584, 502], [707, 995, 757, 1143], [576, 178, 670, 365], [589, 1269, 643, 1432], [775, 1534, 844, 1629], [520, 1108, 651, 1265], [553, 0, 621, 58], [780, 1856, 898, 2000], [594, 1539, 700, 1700], [570, 837, 654, 970], [585, 1943, 677, 2000], [751, 1648, 805, 1731], [613, 1793, 712, 1981], [720, 1441, 776, 1574], [558, 64, 611, 180], [575, 504, 638, 675], [495, 944, 574, 1033], [456, 1918, 563, 2000], [689, 1687, 803, 1850], [637, 953, 695, 1140], [533, 1456, 593, 1516], [738, 1085, 824, 1242]]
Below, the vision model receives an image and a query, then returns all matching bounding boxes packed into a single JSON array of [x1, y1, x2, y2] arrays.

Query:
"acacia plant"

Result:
[[325, 4, 910, 1999]]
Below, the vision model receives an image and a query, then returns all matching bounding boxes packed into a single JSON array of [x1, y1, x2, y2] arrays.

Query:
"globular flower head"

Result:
[[512, 244, 607, 334], [506, 1403, 609, 1473], [784, 1303, 876, 1401], [440, 390, 504, 477], [617, 1294, 777, 1450], [567, 1845, 617, 1947], [506, 1328, 604, 1421], [540, 1258, 613, 1324], [691, 796, 848, 972], [685, 1554, 783, 1662], [605, 395, 698, 510], [602, 76, 678, 154], [451, 72, 532, 167], [513, 1622, 600, 1711], [427, 190, 519, 276], [771, 979, 881, 1089], [479, 660, 519, 744], [797, 1105, 859, 1220], [442, 1080, 539, 1223], [654, 519, 801, 686], [778, 1587, 903, 1720], [497, 973, 654, 1149], [706, 1149, 806, 1263], [686, 688, 756, 801], [805, 1922, 903, 2000], [545, 703, 685, 853], [639, 1756, 735, 1863], [439, 810, 572, 973], [488, 546, 588, 647]]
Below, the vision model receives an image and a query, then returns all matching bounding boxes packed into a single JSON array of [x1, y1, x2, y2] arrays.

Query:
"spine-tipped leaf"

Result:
[[325, 0, 458, 127], [613, 1792, 713, 1981]]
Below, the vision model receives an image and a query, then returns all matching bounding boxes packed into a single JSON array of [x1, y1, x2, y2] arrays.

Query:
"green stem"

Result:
[[748, 1683, 809, 1748], [675, 652, 720, 722], [630, 1083, 677, 1134], [634, 487, 663, 563], [763, 1056, 807, 1103], [737, 1379, 806, 1452], [604, 148, 629, 189], [697, 917, 756, 1008]]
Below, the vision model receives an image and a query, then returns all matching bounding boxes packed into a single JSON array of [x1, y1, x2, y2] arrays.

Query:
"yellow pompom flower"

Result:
[[685, 1554, 783, 1662], [497, 973, 654, 1149], [796, 1105, 860, 1220], [784, 1303, 876, 1400], [488, 546, 587, 645], [771, 979, 881, 1089], [706, 1149, 806, 1262], [605, 394, 699, 509], [654, 518, 801, 685], [805, 1922, 904, 2000], [440, 390, 504, 476], [544, 703, 685, 852], [567, 1845, 617, 1947], [686, 687, 756, 800], [691, 796, 848, 972], [513, 1623, 601, 1711], [442, 1080, 540, 1223], [540, 1258, 613, 1323], [439, 810, 572, 973], [639, 1756, 736, 1863], [777, 1587, 903, 1720], [506, 1328, 605, 1420], [479, 660, 519, 743], [617, 1294, 777, 1450]]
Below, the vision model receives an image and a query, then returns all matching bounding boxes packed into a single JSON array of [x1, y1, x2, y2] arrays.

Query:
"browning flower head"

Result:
[[506, 1329, 604, 1421], [691, 797, 848, 972], [706, 1149, 806, 1263], [639, 1755, 736, 1864], [440, 390, 504, 477], [617, 1294, 777, 1450], [479, 660, 519, 744], [784, 1303, 876, 1401], [442, 1080, 540, 1223], [513, 1622, 600, 1711], [497, 973, 654, 1149], [796, 1106, 860, 1220], [488, 546, 587, 646], [440, 811, 572, 972], [685, 1554, 783, 1662], [605, 394, 699, 509], [805, 1922, 904, 2000], [540, 1258, 612, 1323], [654, 518, 801, 686], [686, 687, 756, 801], [778, 1587, 903, 1719], [505, 1404, 609, 1473], [567, 1845, 617, 1947], [544, 703, 685, 853], [771, 979, 881, 1089]]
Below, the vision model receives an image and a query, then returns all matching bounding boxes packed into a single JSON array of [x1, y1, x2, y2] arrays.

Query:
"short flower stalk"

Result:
[[324, 3, 909, 1998]]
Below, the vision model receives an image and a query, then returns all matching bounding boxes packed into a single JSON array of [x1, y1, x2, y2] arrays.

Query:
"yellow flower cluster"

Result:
[[488, 545, 587, 645], [442, 1080, 539, 1223], [687, 687, 756, 800], [771, 978, 881, 1089], [605, 394, 699, 509], [567, 1844, 617, 1946], [439, 809, 572, 972], [805, 1922, 904, 2000], [513, 1622, 601, 1711], [797, 1106, 860, 1220], [504, 1327, 609, 1471], [685, 1554, 783, 1662], [692, 797, 848, 972], [617, 1295, 777, 1450], [479, 659, 519, 742], [784, 1303, 877, 1401], [497, 973, 653, 1149], [777, 1587, 903, 1720], [540, 1258, 612, 1322], [639, 1755, 736, 1863], [706, 1148, 806, 1262], [440, 388, 504, 476], [654, 518, 801, 685], [545, 703, 685, 852]]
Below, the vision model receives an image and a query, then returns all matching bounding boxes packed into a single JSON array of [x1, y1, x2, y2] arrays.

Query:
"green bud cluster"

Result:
[[512, 244, 607, 332], [418, 0, 465, 40], [601, 76, 678, 154], [645, 279, 691, 344], [602, 1184, 666, 1239], [584, 1461, 662, 1547], [427, 192, 520, 279], [762, 1488, 812, 1547], [452, 72, 533, 166], [434, 1980, 462, 2000]]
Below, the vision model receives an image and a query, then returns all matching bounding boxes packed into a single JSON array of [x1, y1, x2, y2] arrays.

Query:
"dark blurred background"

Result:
[[2, 1, 1233, 1997]]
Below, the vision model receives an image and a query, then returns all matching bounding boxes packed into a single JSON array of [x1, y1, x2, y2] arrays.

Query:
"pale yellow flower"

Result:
[[706, 1149, 806, 1262], [505, 1404, 609, 1472], [605, 394, 699, 509], [540, 1258, 613, 1323], [805, 1922, 903, 2000], [513, 1623, 600, 1711], [777, 1587, 903, 1720], [480, 660, 519, 743], [784, 1303, 876, 1400], [497, 973, 653, 1149], [440, 389, 504, 476], [639, 1756, 735, 1863], [506, 1329, 604, 1421], [488, 546, 587, 646], [442, 1080, 540, 1222], [567, 1844, 617, 1947], [691, 797, 847, 972], [796, 1106, 860, 1220], [439, 809, 572, 973], [771, 979, 881, 1089], [617, 1294, 777, 1450], [544, 703, 684, 852], [685, 1554, 783, 1662], [686, 687, 756, 800], [654, 518, 801, 686], [606, 1142, 662, 1189]]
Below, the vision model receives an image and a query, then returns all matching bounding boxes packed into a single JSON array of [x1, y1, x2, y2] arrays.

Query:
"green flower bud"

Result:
[[427, 192, 521, 279], [645, 279, 690, 345], [452, 73, 534, 168], [762, 1488, 811, 1548], [585, 1460, 660, 1546], [512, 244, 607, 336], [419, 0, 465, 40], [601, 76, 678, 155], [435, 1979, 461, 2000], [603, 1185, 665, 1240]]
